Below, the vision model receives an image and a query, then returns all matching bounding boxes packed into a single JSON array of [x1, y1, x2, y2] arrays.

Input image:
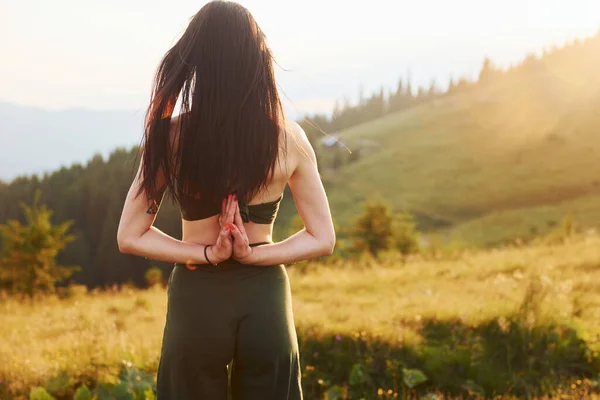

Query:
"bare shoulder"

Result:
[[284, 119, 310, 145], [282, 119, 317, 166]]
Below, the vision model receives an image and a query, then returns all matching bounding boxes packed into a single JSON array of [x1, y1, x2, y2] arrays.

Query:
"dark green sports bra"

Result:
[[178, 191, 283, 224], [152, 183, 282, 224]]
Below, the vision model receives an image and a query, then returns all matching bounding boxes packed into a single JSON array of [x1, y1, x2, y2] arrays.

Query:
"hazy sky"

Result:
[[1, 0, 599, 118]]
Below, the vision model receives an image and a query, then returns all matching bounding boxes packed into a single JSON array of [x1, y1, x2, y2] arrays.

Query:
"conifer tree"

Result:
[[0, 191, 79, 297]]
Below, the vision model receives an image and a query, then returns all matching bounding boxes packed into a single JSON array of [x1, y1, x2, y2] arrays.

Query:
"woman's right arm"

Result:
[[230, 122, 336, 266]]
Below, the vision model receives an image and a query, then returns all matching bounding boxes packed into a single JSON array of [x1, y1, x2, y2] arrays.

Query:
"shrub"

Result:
[[144, 267, 164, 288], [349, 197, 419, 257], [134, 296, 151, 311], [543, 214, 578, 245], [392, 212, 419, 255], [57, 283, 88, 299], [350, 198, 395, 256]]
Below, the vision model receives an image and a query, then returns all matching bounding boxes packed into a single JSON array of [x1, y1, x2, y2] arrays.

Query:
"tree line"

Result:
[[298, 32, 599, 144], [298, 58, 493, 144], [0, 149, 172, 290]]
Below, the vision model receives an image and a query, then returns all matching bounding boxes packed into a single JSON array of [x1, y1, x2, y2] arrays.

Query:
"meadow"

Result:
[[2, 235, 600, 399], [2, 33, 600, 400]]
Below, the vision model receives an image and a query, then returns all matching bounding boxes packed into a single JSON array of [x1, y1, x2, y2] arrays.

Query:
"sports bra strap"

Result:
[[238, 194, 283, 224], [249, 241, 272, 247]]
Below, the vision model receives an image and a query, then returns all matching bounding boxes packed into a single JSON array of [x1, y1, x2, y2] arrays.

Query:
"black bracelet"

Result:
[[204, 245, 218, 266]]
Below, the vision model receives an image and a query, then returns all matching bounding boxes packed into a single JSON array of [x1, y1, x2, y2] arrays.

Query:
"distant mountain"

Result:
[[0, 102, 145, 181]]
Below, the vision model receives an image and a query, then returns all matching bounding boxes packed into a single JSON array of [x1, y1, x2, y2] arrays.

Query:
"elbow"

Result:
[[318, 233, 336, 257], [117, 231, 135, 255], [117, 237, 134, 254]]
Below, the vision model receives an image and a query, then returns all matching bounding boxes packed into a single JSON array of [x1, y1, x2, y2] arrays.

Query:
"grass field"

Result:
[[3, 35, 600, 400], [2, 235, 600, 399]]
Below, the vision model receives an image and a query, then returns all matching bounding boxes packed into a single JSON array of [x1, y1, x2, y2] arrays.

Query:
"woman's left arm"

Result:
[[116, 161, 234, 264]]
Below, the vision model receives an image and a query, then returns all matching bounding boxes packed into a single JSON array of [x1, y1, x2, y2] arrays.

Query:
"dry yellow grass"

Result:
[[0, 288, 166, 396], [1, 236, 600, 398], [292, 234, 600, 345]]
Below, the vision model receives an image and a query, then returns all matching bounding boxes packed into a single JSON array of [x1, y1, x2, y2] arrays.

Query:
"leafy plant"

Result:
[[74, 385, 93, 400], [29, 387, 55, 400], [144, 267, 163, 288], [402, 368, 428, 388]]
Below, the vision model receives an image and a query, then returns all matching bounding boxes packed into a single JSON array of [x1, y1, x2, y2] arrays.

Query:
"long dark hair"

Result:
[[137, 1, 286, 206]]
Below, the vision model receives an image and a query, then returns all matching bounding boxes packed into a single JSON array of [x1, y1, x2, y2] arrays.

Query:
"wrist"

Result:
[[235, 246, 256, 264], [207, 245, 225, 264]]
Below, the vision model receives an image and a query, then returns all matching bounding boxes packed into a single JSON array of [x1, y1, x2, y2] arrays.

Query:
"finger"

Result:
[[215, 228, 233, 256], [229, 224, 246, 247], [223, 197, 231, 222], [224, 194, 233, 224], [225, 194, 232, 220], [219, 226, 232, 244], [231, 228, 250, 252], [226, 196, 237, 224], [234, 203, 247, 236]]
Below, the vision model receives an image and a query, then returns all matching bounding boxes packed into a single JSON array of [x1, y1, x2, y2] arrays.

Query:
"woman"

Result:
[[116, 1, 335, 399]]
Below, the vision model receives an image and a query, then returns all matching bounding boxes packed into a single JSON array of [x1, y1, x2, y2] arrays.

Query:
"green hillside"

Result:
[[317, 34, 600, 245]]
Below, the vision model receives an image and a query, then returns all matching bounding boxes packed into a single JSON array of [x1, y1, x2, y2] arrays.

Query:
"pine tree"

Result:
[[416, 86, 427, 103], [0, 191, 79, 297], [428, 80, 438, 99], [95, 193, 122, 286], [332, 99, 341, 118], [455, 77, 471, 93], [396, 78, 404, 97], [478, 57, 496, 84], [405, 79, 413, 100], [389, 78, 404, 112], [358, 84, 365, 106], [447, 77, 457, 94]]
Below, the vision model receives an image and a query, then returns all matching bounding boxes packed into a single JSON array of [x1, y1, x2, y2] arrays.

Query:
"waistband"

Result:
[[174, 242, 272, 271]]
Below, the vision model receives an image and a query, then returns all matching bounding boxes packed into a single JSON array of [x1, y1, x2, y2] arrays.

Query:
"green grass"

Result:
[[305, 37, 600, 246], [443, 194, 600, 246]]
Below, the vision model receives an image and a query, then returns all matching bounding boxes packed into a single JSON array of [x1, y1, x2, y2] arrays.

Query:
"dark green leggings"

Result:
[[156, 245, 303, 400]]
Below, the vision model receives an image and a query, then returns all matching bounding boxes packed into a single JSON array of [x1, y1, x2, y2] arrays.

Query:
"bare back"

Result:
[[172, 117, 302, 246]]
